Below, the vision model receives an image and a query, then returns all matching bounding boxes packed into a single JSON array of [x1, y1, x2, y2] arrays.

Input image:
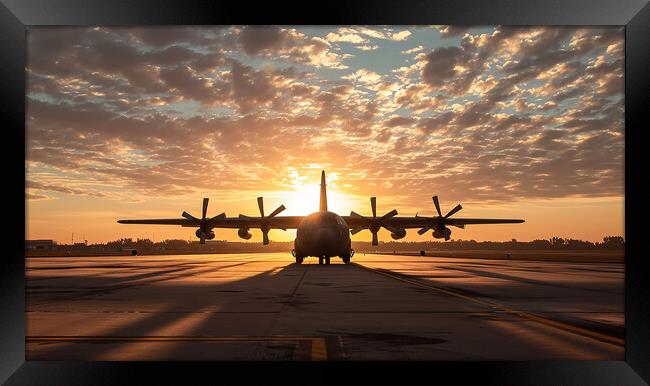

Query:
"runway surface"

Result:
[[26, 252, 624, 360]]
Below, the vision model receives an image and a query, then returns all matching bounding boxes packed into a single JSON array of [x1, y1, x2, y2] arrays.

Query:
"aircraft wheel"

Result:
[[319, 257, 324, 265], [295, 256, 304, 264], [341, 256, 351, 264], [325, 257, 331, 265]]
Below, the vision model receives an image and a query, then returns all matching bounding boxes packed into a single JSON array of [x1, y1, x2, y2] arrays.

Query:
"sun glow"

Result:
[[279, 184, 360, 216], [275, 172, 364, 216]]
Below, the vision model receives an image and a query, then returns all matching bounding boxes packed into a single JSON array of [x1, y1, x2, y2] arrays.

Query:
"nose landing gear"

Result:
[[319, 256, 331, 265]]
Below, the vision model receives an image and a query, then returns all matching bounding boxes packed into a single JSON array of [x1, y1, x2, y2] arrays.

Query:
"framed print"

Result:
[[1, 0, 649, 384]]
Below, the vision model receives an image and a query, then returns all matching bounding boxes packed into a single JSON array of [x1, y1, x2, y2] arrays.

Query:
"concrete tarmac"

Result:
[[26, 252, 624, 360]]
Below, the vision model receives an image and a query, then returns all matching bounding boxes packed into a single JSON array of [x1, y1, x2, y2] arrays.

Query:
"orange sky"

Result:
[[25, 26, 624, 244], [26, 174, 624, 244]]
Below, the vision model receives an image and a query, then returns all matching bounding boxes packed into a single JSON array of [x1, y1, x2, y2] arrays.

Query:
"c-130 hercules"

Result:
[[118, 171, 524, 265]]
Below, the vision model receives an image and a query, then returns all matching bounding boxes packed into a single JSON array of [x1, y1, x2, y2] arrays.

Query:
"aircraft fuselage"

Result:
[[293, 211, 352, 261]]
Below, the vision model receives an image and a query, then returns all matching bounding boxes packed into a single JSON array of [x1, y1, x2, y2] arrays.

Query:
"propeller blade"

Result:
[[370, 197, 377, 218], [210, 212, 226, 221], [371, 231, 379, 246], [350, 211, 364, 218], [182, 211, 199, 221], [417, 226, 430, 235], [380, 209, 398, 221], [262, 230, 270, 245], [432, 196, 442, 217], [445, 204, 462, 218], [268, 204, 286, 218], [202, 198, 209, 220], [257, 197, 264, 217], [350, 226, 364, 235]]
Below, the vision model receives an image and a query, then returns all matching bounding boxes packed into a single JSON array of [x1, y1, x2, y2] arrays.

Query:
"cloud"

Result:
[[422, 46, 469, 87], [390, 31, 412, 41], [342, 68, 382, 86], [327, 27, 413, 42], [357, 45, 379, 51], [402, 45, 424, 54], [437, 26, 473, 38], [239, 26, 287, 55], [385, 116, 415, 128], [237, 26, 349, 69], [228, 61, 278, 113], [26, 192, 49, 201], [28, 181, 109, 198], [25, 26, 624, 207], [325, 29, 367, 44]]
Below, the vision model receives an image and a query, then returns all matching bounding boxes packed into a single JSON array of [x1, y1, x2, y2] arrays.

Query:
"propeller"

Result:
[[182, 198, 225, 244], [350, 197, 398, 246], [417, 196, 462, 240], [239, 197, 286, 245]]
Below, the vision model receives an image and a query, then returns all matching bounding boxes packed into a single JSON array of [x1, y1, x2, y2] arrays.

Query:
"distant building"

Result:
[[25, 240, 56, 251]]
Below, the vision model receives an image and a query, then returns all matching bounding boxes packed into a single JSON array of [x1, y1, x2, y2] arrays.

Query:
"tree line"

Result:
[[55, 235, 624, 252]]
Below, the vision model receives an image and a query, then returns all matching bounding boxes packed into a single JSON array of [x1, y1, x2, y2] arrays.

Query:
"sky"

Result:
[[25, 26, 625, 244]]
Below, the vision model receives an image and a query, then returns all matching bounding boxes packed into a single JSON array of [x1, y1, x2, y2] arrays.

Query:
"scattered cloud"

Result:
[[26, 26, 624, 209], [437, 26, 473, 38]]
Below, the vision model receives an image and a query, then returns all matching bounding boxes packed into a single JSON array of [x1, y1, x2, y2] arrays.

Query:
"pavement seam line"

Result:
[[259, 263, 330, 360]]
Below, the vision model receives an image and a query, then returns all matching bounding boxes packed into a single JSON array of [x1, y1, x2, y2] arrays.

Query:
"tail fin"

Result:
[[319, 170, 328, 212]]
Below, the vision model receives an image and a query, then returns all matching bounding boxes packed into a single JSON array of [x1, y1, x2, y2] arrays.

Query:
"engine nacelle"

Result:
[[238, 228, 252, 240], [432, 227, 452, 240], [390, 227, 407, 240], [196, 229, 215, 240]]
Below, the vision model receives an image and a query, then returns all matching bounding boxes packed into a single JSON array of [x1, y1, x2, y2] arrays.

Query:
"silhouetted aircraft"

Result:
[[118, 171, 524, 264]]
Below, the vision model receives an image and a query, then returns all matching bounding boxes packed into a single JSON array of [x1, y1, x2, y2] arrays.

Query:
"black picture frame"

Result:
[[2, 0, 648, 384]]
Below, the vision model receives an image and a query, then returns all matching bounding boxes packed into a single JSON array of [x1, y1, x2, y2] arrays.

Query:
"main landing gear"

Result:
[[292, 249, 304, 264], [340, 249, 354, 264]]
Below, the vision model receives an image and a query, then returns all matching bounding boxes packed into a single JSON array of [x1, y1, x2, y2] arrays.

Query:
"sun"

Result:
[[275, 171, 362, 216], [282, 183, 322, 215]]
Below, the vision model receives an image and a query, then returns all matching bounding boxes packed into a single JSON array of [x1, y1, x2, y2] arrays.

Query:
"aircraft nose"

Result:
[[316, 228, 337, 253]]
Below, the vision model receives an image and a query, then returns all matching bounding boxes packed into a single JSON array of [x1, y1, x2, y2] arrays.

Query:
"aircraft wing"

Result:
[[233, 216, 304, 230], [117, 216, 305, 229], [342, 216, 524, 229], [382, 217, 525, 228], [119, 215, 523, 230], [117, 218, 196, 226], [443, 218, 525, 226]]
